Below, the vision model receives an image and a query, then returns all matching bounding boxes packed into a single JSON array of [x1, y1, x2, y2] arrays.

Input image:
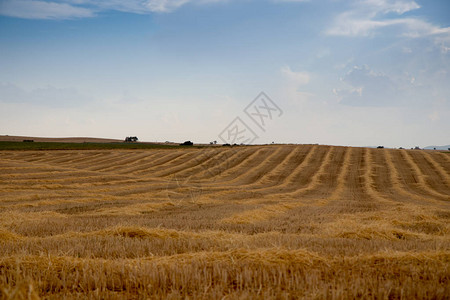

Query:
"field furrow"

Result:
[[270, 145, 330, 195], [218, 146, 289, 186], [406, 151, 450, 195], [393, 150, 449, 201], [204, 148, 270, 183], [1, 144, 449, 299], [191, 147, 255, 181], [123, 151, 191, 176], [384, 150, 445, 205], [152, 149, 226, 178]]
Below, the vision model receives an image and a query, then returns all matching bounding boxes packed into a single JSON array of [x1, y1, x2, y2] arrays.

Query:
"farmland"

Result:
[[0, 144, 449, 299]]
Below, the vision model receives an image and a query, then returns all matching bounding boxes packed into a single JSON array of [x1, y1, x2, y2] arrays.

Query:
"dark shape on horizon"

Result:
[[23, 140, 34, 142], [125, 136, 138, 142], [180, 141, 194, 146], [377, 146, 384, 149]]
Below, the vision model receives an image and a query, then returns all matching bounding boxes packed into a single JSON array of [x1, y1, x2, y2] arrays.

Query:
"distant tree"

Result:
[[125, 136, 138, 142], [180, 141, 194, 146]]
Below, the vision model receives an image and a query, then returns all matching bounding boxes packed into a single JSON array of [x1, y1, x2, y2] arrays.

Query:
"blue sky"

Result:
[[0, 0, 449, 147]]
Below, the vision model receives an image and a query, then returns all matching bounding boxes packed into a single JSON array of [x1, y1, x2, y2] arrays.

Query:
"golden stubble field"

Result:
[[0, 144, 449, 299]]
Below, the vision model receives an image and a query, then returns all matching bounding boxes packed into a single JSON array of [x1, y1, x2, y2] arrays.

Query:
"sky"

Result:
[[0, 0, 449, 148]]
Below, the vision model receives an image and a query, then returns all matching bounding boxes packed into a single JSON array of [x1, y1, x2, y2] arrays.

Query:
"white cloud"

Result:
[[334, 65, 449, 109], [363, 0, 420, 14], [281, 66, 310, 85], [272, 0, 310, 2], [0, 0, 94, 19], [334, 65, 400, 106], [146, 0, 191, 13], [399, 18, 450, 38], [280, 66, 313, 104], [326, 0, 450, 38], [434, 35, 450, 54], [441, 45, 450, 54], [146, 0, 228, 12], [0, 0, 228, 19]]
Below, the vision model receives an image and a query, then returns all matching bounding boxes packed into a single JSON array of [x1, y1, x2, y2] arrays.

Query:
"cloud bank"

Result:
[[326, 0, 450, 38], [0, 0, 227, 19], [333, 65, 400, 106]]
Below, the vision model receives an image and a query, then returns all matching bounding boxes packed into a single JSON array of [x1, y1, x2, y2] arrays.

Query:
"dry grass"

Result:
[[0, 145, 449, 299], [220, 202, 304, 224]]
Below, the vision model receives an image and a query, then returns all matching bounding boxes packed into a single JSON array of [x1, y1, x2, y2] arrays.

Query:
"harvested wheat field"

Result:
[[0, 144, 449, 299]]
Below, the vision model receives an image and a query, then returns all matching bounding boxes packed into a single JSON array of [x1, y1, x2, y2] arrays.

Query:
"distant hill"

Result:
[[424, 145, 450, 150], [0, 135, 123, 143]]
